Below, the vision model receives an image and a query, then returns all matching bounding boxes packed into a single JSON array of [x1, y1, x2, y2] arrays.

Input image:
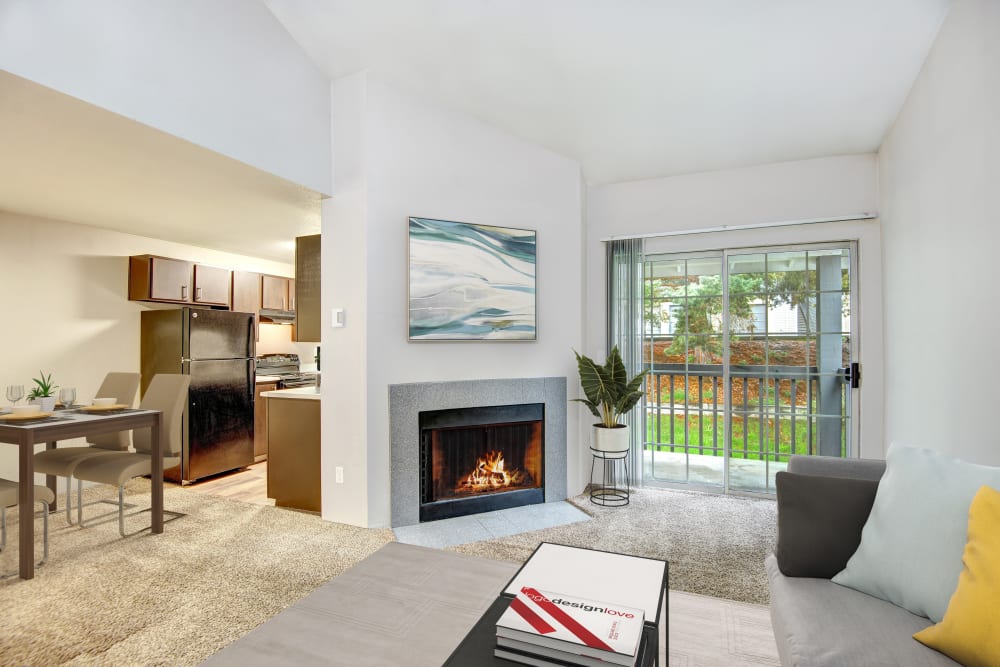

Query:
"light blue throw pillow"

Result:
[[832, 443, 1000, 622]]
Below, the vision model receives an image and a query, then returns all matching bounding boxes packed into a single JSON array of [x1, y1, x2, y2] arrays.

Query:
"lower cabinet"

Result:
[[254, 382, 278, 461], [266, 397, 321, 512]]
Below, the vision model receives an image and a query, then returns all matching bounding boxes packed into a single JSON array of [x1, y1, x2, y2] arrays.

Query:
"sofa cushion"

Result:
[[832, 443, 1000, 623], [914, 485, 1000, 667], [766, 555, 957, 666], [775, 471, 879, 578]]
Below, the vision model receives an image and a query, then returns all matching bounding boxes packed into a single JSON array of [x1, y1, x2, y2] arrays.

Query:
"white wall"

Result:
[[0, 0, 331, 194], [586, 155, 885, 457], [0, 212, 295, 483], [879, 0, 1000, 465], [323, 74, 583, 527], [322, 72, 370, 526]]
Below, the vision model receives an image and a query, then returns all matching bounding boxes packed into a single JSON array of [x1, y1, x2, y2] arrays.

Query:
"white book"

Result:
[[495, 646, 590, 667], [496, 586, 644, 666], [497, 637, 637, 667], [494, 647, 567, 667]]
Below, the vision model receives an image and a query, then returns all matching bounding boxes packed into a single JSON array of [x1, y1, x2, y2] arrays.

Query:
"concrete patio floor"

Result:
[[641, 449, 787, 493]]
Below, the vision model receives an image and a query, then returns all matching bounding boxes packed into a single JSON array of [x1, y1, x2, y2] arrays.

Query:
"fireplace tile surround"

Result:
[[389, 377, 567, 527]]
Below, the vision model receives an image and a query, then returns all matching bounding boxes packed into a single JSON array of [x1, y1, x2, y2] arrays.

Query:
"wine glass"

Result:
[[59, 387, 77, 409], [6, 384, 25, 409]]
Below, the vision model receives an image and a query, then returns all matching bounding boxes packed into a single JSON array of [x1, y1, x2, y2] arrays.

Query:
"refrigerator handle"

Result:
[[247, 314, 255, 358]]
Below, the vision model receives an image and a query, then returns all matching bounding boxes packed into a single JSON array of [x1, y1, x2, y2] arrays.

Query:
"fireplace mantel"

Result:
[[388, 377, 567, 527]]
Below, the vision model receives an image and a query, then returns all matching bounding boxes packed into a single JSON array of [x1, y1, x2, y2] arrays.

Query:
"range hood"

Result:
[[259, 307, 295, 325]]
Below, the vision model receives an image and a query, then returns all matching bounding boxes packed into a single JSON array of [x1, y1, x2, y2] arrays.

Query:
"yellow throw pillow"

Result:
[[914, 485, 1000, 667]]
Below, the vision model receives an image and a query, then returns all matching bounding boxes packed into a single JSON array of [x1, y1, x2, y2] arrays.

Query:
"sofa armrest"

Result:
[[787, 455, 885, 481]]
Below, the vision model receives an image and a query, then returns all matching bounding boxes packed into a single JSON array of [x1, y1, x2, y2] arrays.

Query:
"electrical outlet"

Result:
[[335, 466, 344, 483]]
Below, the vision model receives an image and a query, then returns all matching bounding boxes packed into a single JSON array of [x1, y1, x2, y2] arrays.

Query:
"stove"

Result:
[[256, 353, 318, 389]]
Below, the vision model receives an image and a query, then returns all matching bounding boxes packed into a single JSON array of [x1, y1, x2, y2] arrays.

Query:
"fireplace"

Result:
[[419, 403, 544, 521]]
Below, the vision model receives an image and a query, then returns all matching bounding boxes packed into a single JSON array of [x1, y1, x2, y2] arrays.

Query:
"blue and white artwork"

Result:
[[408, 217, 536, 341]]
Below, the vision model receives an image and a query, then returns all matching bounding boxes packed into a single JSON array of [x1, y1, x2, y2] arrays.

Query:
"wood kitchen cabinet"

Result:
[[294, 234, 321, 342], [261, 275, 291, 311], [231, 270, 262, 340], [267, 395, 321, 512], [253, 380, 277, 461], [231, 270, 262, 314], [129, 255, 193, 303], [192, 264, 231, 306]]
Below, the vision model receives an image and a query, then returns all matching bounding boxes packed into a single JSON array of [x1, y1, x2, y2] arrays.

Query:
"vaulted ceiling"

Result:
[[266, 0, 950, 184]]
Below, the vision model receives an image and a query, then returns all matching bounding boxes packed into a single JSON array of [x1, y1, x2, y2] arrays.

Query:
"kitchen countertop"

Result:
[[260, 386, 321, 400], [255, 375, 282, 383]]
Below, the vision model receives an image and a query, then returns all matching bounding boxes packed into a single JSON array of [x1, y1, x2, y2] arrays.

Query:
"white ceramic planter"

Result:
[[32, 396, 57, 412], [592, 424, 630, 453]]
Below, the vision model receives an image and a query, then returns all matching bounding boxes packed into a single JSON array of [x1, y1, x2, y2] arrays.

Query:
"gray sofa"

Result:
[[767, 455, 958, 666]]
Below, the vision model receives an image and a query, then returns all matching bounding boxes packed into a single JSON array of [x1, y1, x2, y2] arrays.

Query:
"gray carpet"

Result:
[[0, 481, 776, 665], [451, 486, 778, 604], [0, 479, 394, 666]]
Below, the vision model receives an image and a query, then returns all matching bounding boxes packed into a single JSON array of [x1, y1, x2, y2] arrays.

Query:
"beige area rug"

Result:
[[0, 479, 394, 666], [202, 542, 779, 666], [452, 486, 778, 604], [0, 482, 777, 665]]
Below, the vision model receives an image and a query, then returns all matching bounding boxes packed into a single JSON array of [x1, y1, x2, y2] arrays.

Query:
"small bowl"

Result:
[[92, 397, 117, 407], [13, 405, 41, 416]]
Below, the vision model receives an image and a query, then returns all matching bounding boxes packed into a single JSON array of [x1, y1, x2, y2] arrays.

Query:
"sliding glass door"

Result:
[[642, 243, 857, 494]]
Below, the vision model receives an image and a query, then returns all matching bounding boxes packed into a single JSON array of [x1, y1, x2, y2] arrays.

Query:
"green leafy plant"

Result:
[[573, 346, 645, 428], [27, 371, 58, 400]]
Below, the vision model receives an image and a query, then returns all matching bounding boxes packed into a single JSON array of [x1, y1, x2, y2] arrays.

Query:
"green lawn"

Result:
[[644, 414, 845, 460]]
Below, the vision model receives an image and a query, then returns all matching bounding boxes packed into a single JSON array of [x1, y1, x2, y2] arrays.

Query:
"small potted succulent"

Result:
[[27, 371, 58, 412], [573, 347, 645, 452]]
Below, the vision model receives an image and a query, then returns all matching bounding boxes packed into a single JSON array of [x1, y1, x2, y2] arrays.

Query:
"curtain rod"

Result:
[[599, 213, 878, 242]]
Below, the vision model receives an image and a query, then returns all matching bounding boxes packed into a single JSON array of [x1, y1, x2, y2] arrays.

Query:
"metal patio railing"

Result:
[[643, 362, 846, 462]]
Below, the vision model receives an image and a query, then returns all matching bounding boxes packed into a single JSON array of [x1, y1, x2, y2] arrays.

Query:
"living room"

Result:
[[2, 1, 998, 665]]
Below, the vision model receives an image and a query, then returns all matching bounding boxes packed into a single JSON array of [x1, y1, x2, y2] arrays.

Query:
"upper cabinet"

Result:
[[129, 255, 193, 303], [231, 270, 262, 315], [192, 264, 232, 306], [231, 270, 264, 341], [294, 235, 321, 342], [261, 274, 291, 311], [129, 255, 232, 307]]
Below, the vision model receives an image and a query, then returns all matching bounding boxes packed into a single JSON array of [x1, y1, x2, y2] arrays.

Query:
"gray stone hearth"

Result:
[[389, 377, 568, 527]]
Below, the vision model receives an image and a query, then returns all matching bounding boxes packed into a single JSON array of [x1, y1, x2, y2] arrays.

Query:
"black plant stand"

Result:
[[589, 447, 630, 506]]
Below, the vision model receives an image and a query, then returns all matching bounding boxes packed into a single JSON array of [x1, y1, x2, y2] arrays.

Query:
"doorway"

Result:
[[642, 243, 857, 494]]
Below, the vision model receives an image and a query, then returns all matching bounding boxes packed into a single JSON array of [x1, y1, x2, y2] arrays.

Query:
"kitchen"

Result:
[[0, 70, 327, 512]]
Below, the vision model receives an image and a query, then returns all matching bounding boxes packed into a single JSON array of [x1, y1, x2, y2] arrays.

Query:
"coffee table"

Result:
[[443, 542, 668, 666]]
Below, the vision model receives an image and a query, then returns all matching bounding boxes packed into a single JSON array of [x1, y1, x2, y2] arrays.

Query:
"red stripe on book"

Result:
[[521, 587, 614, 652], [510, 597, 556, 635]]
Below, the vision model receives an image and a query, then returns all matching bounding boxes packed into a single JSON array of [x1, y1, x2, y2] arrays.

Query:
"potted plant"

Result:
[[573, 347, 645, 452], [27, 371, 58, 412]]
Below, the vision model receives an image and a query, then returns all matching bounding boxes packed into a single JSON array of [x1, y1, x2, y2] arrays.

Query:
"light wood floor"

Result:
[[179, 461, 274, 506]]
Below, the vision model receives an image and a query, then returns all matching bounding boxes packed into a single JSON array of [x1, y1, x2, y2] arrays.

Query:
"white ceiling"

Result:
[[265, 0, 951, 185], [0, 70, 322, 263]]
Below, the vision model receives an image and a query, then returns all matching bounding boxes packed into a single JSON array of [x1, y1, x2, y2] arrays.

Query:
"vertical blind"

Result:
[[606, 238, 645, 482]]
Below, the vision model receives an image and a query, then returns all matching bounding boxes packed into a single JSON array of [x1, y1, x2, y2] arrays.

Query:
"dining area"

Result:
[[0, 372, 189, 580]]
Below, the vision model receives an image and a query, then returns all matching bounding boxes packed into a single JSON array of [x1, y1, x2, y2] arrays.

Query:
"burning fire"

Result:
[[459, 450, 525, 492]]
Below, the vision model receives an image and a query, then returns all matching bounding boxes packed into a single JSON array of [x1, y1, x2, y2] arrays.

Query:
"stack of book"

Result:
[[494, 586, 645, 666]]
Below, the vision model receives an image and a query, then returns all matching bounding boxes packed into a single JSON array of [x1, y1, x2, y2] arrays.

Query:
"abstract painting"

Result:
[[408, 217, 536, 341]]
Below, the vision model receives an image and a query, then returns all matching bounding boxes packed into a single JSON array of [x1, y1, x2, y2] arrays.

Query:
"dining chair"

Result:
[[72, 374, 190, 537], [32, 372, 141, 524], [0, 480, 55, 575]]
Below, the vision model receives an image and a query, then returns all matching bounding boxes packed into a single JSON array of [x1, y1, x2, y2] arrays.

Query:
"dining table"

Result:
[[0, 407, 163, 579]]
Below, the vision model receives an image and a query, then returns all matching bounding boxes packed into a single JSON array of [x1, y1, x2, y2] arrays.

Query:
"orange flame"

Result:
[[459, 450, 525, 492]]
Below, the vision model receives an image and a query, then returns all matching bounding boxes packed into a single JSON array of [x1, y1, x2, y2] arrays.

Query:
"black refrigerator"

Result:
[[141, 308, 255, 483]]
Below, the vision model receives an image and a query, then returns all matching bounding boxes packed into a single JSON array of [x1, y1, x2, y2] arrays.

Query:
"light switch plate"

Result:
[[331, 308, 345, 328]]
